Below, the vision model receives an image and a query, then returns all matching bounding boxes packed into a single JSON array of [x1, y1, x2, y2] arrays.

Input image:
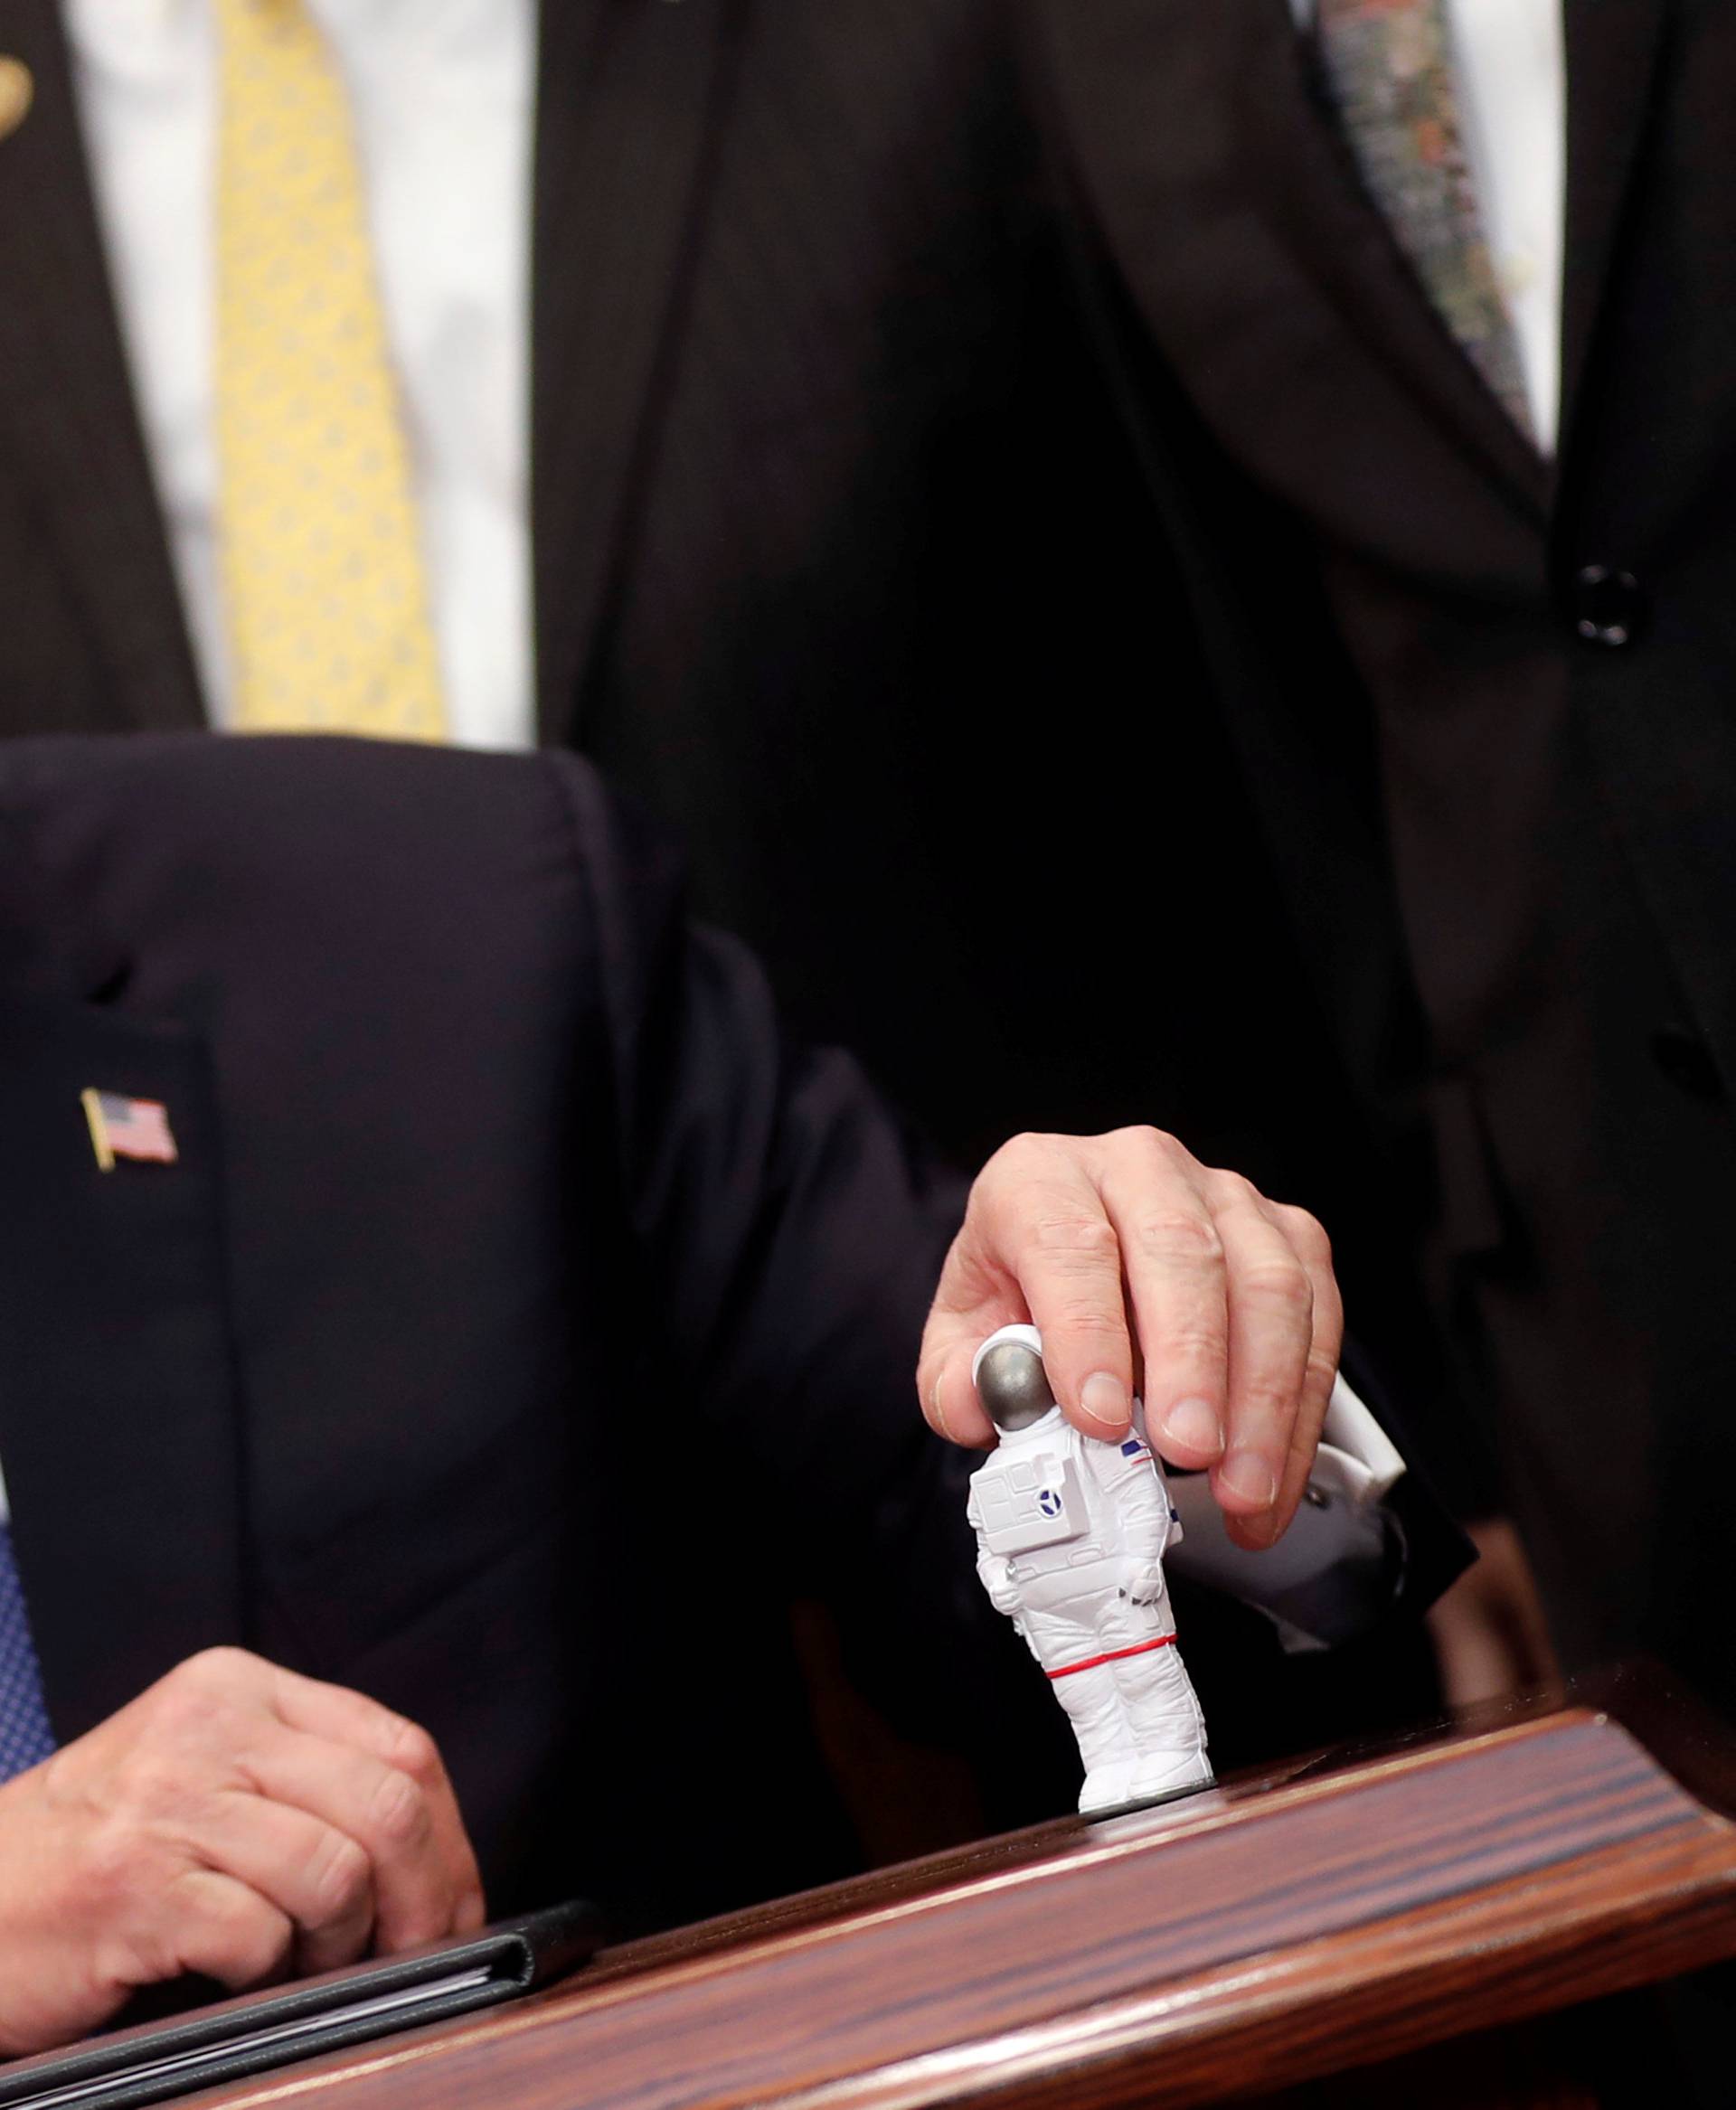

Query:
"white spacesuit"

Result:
[[967, 1324, 1212, 1815]]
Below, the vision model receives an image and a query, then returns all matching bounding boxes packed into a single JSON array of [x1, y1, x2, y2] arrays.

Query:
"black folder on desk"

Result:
[[0, 1899, 601, 2110]]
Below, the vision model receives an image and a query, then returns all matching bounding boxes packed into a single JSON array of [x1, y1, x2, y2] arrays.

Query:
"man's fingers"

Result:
[[919, 1134, 1137, 1446], [1097, 1134, 1229, 1469], [925, 1132, 1345, 1552], [0, 1652, 490, 2055], [918, 1325, 999, 1450], [918, 1220, 1014, 1449], [160, 1869, 295, 1994], [135, 1651, 482, 1941], [1202, 1177, 1315, 1535], [1238, 1201, 1344, 1550], [190, 1790, 377, 1977], [237, 1721, 465, 1954], [265, 1667, 486, 1937], [977, 1146, 1136, 1437]]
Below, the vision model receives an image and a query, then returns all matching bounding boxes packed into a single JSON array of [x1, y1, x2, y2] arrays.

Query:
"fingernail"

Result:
[[1219, 1451, 1278, 1508], [1079, 1372, 1129, 1429], [1158, 1396, 1223, 1457]]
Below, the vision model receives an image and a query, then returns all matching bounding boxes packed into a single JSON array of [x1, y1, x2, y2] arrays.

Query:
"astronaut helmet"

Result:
[[972, 1323, 1058, 1432]]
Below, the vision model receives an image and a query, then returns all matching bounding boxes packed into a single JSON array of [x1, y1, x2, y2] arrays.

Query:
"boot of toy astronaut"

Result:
[[965, 1324, 1212, 1815]]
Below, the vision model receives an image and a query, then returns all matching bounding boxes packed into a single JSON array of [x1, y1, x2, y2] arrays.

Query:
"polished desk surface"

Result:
[[176, 1685, 1736, 2110]]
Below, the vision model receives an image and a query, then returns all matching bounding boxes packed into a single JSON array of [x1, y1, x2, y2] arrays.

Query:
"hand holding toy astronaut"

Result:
[[922, 1128, 1342, 1553]]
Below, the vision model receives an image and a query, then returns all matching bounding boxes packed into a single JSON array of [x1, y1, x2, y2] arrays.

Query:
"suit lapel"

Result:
[[531, 0, 738, 744], [0, 0, 205, 734], [1559, 0, 1670, 453], [0, 877, 245, 1738], [1032, 0, 1549, 524]]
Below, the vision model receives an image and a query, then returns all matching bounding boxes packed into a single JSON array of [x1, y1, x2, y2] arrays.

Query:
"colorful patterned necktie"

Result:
[[214, 0, 448, 739], [1315, 0, 1533, 440], [0, 1522, 55, 1783]]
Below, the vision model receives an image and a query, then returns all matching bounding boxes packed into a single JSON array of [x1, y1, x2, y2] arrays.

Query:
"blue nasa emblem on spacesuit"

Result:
[[1037, 1488, 1064, 1518]]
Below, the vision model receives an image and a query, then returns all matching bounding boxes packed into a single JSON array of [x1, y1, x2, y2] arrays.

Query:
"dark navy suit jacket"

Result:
[[0, 733, 1010, 1936]]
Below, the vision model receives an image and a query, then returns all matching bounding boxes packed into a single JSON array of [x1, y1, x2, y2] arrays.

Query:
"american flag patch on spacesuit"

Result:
[[1119, 1436, 1151, 1460]]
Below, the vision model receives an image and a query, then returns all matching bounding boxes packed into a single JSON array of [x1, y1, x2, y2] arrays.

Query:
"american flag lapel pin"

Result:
[[80, 1088, 179, 1172]]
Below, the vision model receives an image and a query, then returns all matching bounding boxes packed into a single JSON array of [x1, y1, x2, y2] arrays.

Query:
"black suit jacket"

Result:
[[1021, 0, 1736, 1709], [0, 0, 1458, 1516], [1, 0, 1183, 1128], [0, 732, 1017, 1936], [0, 0, 1364, 1155]]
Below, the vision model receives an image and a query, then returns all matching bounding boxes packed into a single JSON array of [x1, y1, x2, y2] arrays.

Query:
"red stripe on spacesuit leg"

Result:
[[1045, 1634, 1176, 1681]]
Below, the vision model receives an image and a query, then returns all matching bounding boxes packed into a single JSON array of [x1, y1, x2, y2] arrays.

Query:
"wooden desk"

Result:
[[190, 1686, 1736, 2110]]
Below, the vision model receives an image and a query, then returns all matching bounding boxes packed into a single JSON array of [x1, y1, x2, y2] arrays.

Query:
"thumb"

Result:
[[917, 1242, 1024, 1452]]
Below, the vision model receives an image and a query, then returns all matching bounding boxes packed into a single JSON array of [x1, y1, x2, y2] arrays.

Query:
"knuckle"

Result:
[[1025, 1210, 1120, 1268], [994, 1129, 1061, 1167], [368, 1767, 430, 1851], [1207, 1167, 1262, 1208], [188, 1872, 250, 1940], [177, 1646, 259, 1694], [1109, 1123, 1187, 1165], [1276, 1201, 1334, 1264], [1051, 1210, 1120, 1258], [383, 1719, 441, 1786], [1240, 1371, 1306, 1423], [213, 1903, 291, 1986], [1132, 1208, 1224, 1268], [168, 1869, 286, 1982], [149, 1660, 247, 1746], [1044, 1304, 1127, 1347], [1155, 1318, 1230, 1369], [1306, 1342, 1343, 1391], [310, 1833, 373, 1925], [1234, 1353, 1312, 1427], [1248, 1262, 1315, 1321], [150, 1692, 230, 1765], [977, 1131, 1050, 1193]]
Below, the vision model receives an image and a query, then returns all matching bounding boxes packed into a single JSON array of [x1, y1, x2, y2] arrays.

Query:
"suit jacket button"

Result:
[[1650, 1025, 1724, 1103], [0, 59, 31, 143], [1572, 565, 1646, 648]]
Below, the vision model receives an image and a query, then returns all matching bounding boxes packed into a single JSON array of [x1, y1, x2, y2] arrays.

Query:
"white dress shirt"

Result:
[[63, 0, 538, 749], [1293, 0, 1566, 452]]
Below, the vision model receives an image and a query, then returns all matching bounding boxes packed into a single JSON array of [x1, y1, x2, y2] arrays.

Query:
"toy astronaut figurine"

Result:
[[967, 1323, 1212, 1815]]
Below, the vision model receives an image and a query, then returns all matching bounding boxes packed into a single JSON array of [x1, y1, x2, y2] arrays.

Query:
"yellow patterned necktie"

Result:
[[214, 0, 448, 739]]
